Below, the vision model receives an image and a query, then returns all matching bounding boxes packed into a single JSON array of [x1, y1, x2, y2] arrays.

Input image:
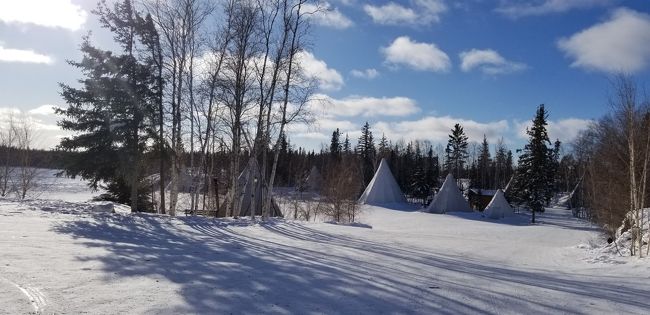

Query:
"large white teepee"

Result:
[[358, 158, 406, 205], [483, 189, 514, 219], [426, 174, 472, 213]]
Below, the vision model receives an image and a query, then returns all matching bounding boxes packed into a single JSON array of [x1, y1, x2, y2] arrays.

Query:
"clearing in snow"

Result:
[[0, 173, 648, 314]]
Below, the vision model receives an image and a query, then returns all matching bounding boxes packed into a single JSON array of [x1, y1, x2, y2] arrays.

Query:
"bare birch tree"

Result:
[[0, 113, 17, 197], [263, 0, 312, 220], [14, 115, 39, 200]]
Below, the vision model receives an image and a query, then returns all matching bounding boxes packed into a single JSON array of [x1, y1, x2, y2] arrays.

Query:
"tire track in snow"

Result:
[[0, 277, 47, 313]]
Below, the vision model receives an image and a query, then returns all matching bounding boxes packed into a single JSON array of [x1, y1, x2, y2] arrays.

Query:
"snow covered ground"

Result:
[[1, 174, 649, 314]]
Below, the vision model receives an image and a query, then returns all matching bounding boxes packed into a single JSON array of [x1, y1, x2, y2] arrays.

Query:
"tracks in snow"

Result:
[[0, 277, 48, 313]]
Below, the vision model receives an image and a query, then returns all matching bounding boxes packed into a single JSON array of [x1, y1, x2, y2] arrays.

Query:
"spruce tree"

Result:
[[506, 150, 514, 181], [330, 128, 341, 161], [494, 141, 508, 188], [411, 164, 429, 204], [547, 139, 562, 202], [342, 133, 351, 154], [511, 104, 554, 223], [425, 146, 438, 194], [356, 122, 376, 186], [57, 0, 157, 212], [477, 135, 491, 189], [444, 123, 469, 179], [378, 134, 390, 159]]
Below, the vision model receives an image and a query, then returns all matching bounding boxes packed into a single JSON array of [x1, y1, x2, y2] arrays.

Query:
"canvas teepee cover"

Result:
[[358, 158, 407, 205], [426, 174, 472, 213], [483, 189, 514, 219], [228, 160, 283, 217], [306, 166, 322, 192]]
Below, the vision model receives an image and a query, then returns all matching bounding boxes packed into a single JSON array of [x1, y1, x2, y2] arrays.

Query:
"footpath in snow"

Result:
[[1, 194, 649, 314]]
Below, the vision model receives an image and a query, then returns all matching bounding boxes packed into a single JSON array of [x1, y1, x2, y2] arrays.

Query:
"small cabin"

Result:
[[468, 189, 498, 211]]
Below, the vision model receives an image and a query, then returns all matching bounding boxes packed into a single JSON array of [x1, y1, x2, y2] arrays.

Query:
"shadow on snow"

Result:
[[50, 212, 649, 314]]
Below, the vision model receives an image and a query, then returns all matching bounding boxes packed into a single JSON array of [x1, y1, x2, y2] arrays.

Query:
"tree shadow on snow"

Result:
[[50, 213, 650, 314]]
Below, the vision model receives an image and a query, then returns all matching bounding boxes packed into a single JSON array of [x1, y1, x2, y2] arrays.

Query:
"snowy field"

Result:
[[1, 173, 649, 314]]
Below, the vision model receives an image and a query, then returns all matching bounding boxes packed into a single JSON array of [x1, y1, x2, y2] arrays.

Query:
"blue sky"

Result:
[[1, 0, 650, 151]]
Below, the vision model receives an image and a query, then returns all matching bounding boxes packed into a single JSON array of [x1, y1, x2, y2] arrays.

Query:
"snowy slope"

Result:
[[0, 197, 649, 313]]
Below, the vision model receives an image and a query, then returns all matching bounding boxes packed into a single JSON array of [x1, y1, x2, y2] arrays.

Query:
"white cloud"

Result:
[[497, 0, 611, 18], [557, 8, 650, 74], [288, 117, 358, 141], [310, 93, 420, 117], [0, 46, 53, 64], [459, 49, 527, 75], [350, 68, 379, 79], [382, 36, 451, 72], [0, 0, 87, 31], [28, 104, 60, 116], [515, 118, 593, 144], [297, 51, 344, 91], [303, 2, 353, 29], [375, 116, 509, 144], [364, 3, 417, 24], [364, 0, 447, 26]]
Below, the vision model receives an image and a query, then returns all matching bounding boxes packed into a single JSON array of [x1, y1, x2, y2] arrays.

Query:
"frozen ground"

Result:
[[1, 174, 649, 314]]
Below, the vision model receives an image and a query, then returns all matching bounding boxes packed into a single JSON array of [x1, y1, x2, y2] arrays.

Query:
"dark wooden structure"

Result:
[[468, 189, 497, 211]]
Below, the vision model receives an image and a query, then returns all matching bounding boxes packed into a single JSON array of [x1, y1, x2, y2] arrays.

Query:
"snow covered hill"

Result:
[[0, 182, 649, 314]]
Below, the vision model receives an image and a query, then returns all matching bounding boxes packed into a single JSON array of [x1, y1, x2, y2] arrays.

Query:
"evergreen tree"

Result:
[[477, 135, 491, 188], [547, 139, 562, 202], [510, 105, 554, 223], [506, 150, 514, 181], [57, 0, 157, 212], [494, 141, 508, 188], [410, 142, 429, 201], [444, 123, 469, 179], [356, 122, 376, 186], [378, 133, 390, 159], [342, 133, 351, 154], [425, 146, 438, 194], [410, 165, 430, 204], [401, 142, 415, 195], [329, 128, 341, 160]]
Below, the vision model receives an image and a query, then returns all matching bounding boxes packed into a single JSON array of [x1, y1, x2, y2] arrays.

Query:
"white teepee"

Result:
[[228, 159, 282, 217], [305, 166, 322, 192], [358, 158, 407, 205], [483, 189, 514, 219], [426, 174, 472, 213]]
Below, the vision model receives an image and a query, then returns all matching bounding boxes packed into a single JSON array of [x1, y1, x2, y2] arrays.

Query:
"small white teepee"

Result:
[[358, 158, 406, 205], [305, 166, 322, 192], [426, 173, 472, 213], [483, 189, 514, 219], [229, 160, 282, 218]]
